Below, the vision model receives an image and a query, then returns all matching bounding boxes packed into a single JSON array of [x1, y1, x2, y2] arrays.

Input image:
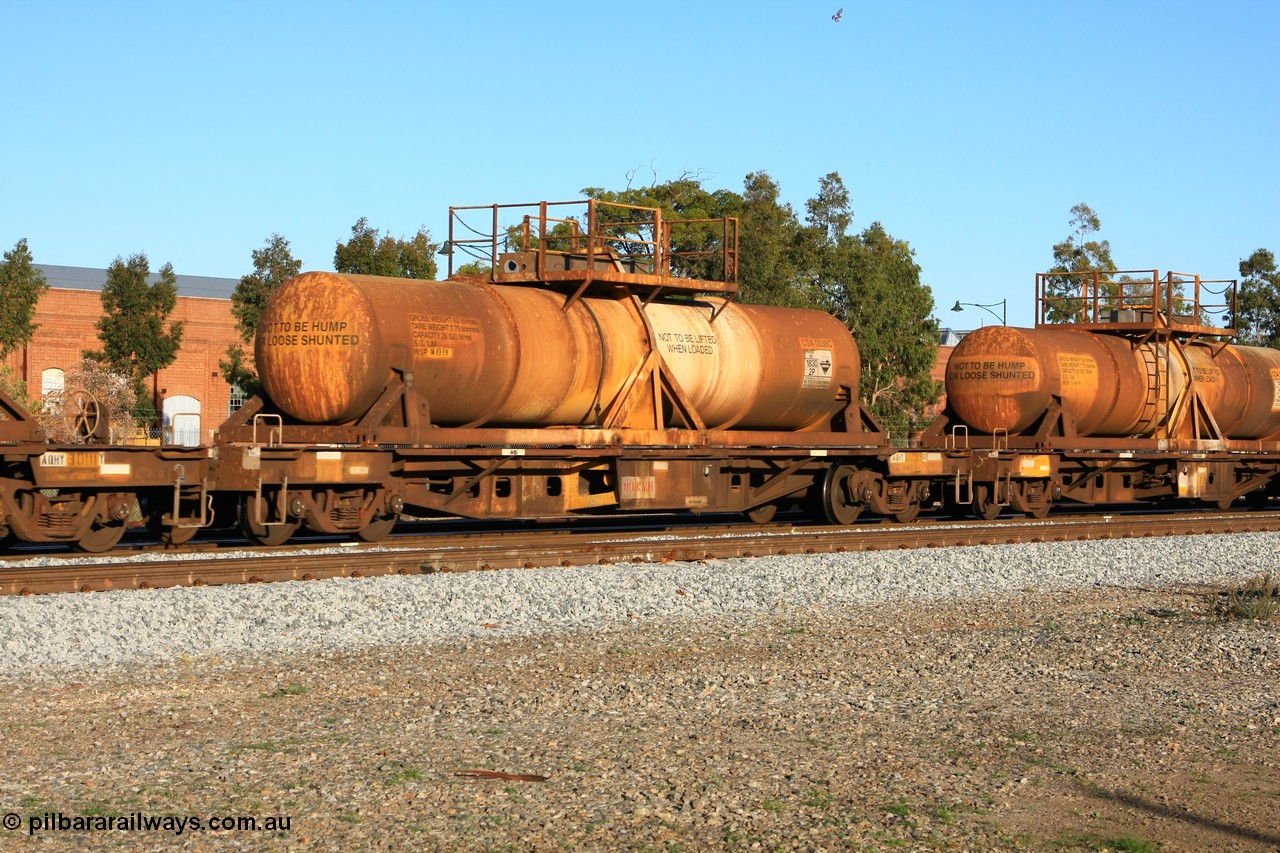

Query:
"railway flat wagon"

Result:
[[0, 388, 211, 551], [909, 269, 1280, 517], [214, 199, 904, 545]]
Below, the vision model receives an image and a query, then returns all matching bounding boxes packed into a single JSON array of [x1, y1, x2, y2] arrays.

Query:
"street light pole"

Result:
[[950, 299, 1007, 325]]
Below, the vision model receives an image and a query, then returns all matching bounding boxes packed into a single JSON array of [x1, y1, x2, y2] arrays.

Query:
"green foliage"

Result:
[[220, 234, 301, 389], [0, 238, 50, 358], [797, 173, 941, 438], [1233, 248, 1280, 347], [581, 172, 741, 281], [85, 254, 184, 424], [334, 218, 438, 279], [1042, 203, 1117, 323], [824, 222, 940, 438], [0, 365, 38, 417], [218, 342, 261, 399], [736, 172, 819, 309], [805, 172, 853, 244], [231, 234, 301, 344], [451, 260, 493, 277], [264, 683, 308, 698]]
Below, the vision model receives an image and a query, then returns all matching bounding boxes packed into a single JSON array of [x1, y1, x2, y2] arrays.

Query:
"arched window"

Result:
[[41, 368, 65, 398]]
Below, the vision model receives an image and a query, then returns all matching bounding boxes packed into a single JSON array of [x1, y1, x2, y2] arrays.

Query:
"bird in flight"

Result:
[[832, 7, 843, 22]]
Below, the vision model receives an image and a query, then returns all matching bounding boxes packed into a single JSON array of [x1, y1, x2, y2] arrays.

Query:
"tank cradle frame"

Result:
[[213, 361, 896, 538]]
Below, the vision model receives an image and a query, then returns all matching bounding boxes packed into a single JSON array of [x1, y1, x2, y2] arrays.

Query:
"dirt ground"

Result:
[[0, 583, 1277, 851]]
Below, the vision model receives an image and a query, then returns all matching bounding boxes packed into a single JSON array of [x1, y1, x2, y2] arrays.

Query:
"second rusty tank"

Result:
[[254, 271, 860, 432], [945, 325, 1280, 440]]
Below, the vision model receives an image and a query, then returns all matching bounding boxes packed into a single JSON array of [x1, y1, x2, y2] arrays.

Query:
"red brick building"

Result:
[[2, 265, 242, 445]]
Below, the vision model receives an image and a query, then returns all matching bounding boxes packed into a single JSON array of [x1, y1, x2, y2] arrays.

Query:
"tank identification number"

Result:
[[38, 451, 130, 475], [39, 451, 104, 468], [1270, 368, 1280, 412], [620, 475, 657, 500], [410, 313, 480, 357], [656, 330, 717, 356], [947, 357, 1037, 383], [261, 319, 359, 347], [802, 349, 833, 389], [1055, 353, 1096, 388]]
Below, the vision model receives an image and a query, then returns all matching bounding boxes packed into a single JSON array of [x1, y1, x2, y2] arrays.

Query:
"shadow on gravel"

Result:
[[1073, 779, 1280, 848]]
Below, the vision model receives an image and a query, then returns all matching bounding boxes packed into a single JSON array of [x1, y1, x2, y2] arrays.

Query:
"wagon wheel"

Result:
[[63, 388, 103, 442], [892, 500, 921, 523], [75, 518, 128, 553], [240, 492, 300, 546], [146, 511, 200, 546], [357, 512, 399, 542], [75, 492, 133, 553], [822, 465, 865, 526], [1010, 481, 1053, 519], [163, 524, 199, 547], [745, 502, 778, 524], [972, 484, 1004, 520]]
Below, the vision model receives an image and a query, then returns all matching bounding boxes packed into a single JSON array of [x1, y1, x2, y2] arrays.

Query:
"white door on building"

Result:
[[163, 395, 202, 446]]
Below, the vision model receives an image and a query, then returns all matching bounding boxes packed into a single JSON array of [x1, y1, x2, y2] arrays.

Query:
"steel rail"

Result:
[[3, 510, 1280, 597]]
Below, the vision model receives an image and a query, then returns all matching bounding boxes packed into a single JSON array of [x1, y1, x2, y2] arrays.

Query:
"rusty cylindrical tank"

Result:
[[254, 271, 859, 431], [945, 325, 1280, 439]]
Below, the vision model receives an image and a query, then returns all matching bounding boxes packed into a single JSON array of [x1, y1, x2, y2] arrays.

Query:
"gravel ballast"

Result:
[[1, 532, 1276, 675], [1, 533, 1277, 851]]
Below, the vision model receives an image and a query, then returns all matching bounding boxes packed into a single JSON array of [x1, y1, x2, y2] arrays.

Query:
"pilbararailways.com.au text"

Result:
[[6, 811, 292, 836]]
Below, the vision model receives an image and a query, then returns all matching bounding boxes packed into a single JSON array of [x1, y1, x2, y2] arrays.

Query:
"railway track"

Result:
[[4, 509, 1280, 597]]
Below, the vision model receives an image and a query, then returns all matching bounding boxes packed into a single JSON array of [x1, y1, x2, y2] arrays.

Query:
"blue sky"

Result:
[[3, 0, 1276, 327]]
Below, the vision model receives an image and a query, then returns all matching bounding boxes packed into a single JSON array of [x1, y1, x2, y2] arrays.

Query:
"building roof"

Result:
[[35, 264, 237, 300]]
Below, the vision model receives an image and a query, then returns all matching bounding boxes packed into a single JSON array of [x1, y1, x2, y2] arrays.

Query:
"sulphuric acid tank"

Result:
[[254, 271, 859, 431], [945, 325, 1280, 439]]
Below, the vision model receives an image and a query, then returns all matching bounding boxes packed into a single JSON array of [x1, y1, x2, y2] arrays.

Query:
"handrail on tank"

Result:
[[442, 199, 738, 294], [1035, 268, 1236, 337]]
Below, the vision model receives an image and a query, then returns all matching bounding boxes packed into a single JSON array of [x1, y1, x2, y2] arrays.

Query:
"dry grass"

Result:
[[1215, 573, 1280, 621]]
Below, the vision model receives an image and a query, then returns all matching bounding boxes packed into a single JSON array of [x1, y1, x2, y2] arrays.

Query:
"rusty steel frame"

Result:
[[0, 444, 211, 547], [1, 388, 213, 548], [1035, 268, 1237, 337], [443, 199, 739, 298]]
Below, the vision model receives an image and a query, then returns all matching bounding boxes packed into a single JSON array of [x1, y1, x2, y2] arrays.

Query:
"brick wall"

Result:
[[2, 288, 242, 443]]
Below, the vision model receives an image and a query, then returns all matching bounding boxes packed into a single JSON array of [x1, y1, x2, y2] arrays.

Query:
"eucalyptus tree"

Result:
[[1041, 203, 1117, 323], [86, 253, 184, 425], [1234, 248, 1280, 347], [0, 238, 49, 359], [220, 234, 303, 392], [335, 218, 438, 279]]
